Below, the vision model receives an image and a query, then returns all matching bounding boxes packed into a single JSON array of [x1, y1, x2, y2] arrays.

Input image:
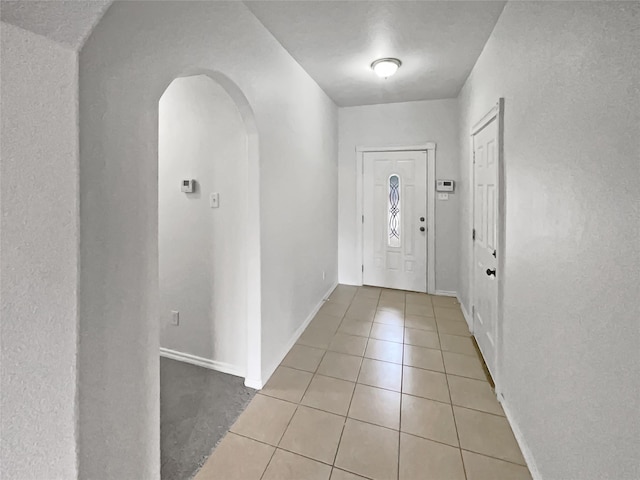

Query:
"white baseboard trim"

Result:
[[457, 295, 473, 332], [434, 289, 457, 297], [259, 281, 339, 388], [497, 393, 542, 480], [160, 347, 245, 378]]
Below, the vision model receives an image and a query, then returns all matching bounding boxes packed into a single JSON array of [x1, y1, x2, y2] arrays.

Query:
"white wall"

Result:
[[457, 3, 640, 479], [0, 23, 79, 479], [338, 99, 459, 292], [78, 2, 338, 478], [159, 75, 248, 373]]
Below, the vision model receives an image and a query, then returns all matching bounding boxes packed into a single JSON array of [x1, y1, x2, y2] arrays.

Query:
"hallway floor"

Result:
[[161, 357, 256, 480], [195, 285, 532, 480]]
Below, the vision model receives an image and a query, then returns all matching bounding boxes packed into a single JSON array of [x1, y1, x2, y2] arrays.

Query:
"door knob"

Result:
[[486, 268, 496, 276], [420, 227, 426, 232], [419, 217, 425, 222]]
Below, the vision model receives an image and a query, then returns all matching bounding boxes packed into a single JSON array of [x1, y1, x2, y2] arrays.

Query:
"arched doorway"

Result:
[[156, 72, 262, 478], [156, 70, 261, 387]]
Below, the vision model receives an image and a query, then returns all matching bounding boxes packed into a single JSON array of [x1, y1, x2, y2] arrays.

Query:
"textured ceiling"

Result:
[[0, 0, 112, 49], [1, 0, 505, 106], [245, 1, 506, 106]]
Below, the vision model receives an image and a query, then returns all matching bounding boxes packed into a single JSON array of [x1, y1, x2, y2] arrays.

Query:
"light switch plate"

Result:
[[170, 311, 179, 326], [210, 193, 219, 208], [438, 193, 449, 200]]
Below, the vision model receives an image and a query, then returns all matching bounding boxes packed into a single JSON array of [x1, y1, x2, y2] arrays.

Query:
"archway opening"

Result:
[[156, 73, 260, 478]]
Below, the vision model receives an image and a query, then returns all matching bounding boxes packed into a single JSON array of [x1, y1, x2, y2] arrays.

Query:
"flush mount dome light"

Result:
[[371, 58, 402, 79]]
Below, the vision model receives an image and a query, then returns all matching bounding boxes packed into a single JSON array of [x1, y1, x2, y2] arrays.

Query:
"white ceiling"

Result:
[[0, 0, 112, 49], [1, 0, 505, 106], [245, 1, 506, 106]]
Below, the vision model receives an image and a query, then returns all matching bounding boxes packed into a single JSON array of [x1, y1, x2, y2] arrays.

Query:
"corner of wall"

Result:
[[497, 394, 542, 480], [259, 280, 338, 388]]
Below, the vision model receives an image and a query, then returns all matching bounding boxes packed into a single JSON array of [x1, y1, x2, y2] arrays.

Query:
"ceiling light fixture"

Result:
[[371, 58, 402, 79]]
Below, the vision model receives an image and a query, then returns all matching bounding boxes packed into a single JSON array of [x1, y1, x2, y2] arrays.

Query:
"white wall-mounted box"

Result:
[[181, 179, 195, 193], [436, 179, 455, 192]]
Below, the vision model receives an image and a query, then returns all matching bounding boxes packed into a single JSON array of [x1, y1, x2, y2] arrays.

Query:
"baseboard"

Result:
[[159, 347, 245, 378], [497, 393, 542, 480], [260, 281, 339, 387], [434, 289, 457, 297], [457, 295, 473, 332]]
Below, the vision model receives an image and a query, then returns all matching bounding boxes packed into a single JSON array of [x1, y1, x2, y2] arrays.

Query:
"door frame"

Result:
[[355, 143, 436, 294], [470, 98, 505, 393]]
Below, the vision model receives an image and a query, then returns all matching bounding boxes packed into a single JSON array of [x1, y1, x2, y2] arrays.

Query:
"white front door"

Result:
[[363, 151, 427, 292], [472, 117, 499, 378]]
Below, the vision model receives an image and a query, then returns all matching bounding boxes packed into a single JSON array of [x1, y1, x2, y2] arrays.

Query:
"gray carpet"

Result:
[[160, 357, 257, 480]]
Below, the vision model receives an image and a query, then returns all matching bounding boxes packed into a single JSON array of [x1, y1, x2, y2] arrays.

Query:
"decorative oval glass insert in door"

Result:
[[388, 174, 401, 247]]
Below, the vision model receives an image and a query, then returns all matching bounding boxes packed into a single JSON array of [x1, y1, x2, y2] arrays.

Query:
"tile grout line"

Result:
[[458, 447, 530, 468], [397, 291, 407, 480], [258, 353, 321, 480], [324, 322, 478, 357], [230, 419, 529, 472], [257, 443, 278, 480], [303, 382, 500, 415], [268, 359, 497, 412], [312, 288, 353, 468], [435, 306, 469, 480], [233, 430, 350, 471], [301, 331, 477, 358], [379, 287, 408, 480], [266, 280, 354, 480], [257, 386, 506, 424], [330, 286, 379, 471], [258, 310, 341, 480]]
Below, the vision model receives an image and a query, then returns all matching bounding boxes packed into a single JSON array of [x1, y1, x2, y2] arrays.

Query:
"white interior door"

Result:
[[363, 151, 427, 292], [472, 117, 499, 378]]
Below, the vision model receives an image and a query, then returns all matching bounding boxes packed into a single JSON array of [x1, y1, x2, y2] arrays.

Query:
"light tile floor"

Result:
[[195, 285, 532, 480]]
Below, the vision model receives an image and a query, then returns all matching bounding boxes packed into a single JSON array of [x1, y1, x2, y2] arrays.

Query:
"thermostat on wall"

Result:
[[181, 179, 195, 193], [436, 180, 455, 192]]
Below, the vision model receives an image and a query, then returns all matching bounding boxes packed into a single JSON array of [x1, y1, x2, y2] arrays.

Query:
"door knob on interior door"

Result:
[[486, 268, 496, 276], [420, 217, 425, 222], [420, 227, 425, 232]]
